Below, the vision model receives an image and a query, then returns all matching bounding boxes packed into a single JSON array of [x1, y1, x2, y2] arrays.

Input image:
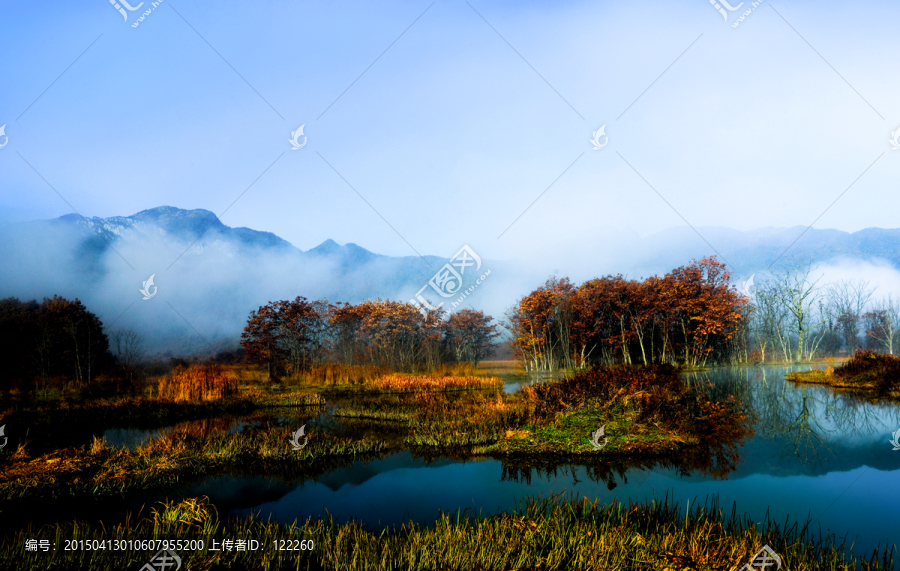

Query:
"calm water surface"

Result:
[[19, 366, 900, 560], [211, 366, 900, 558]]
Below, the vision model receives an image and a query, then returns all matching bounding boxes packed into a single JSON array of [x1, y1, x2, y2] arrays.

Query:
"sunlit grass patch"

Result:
[[0, 425, 389, 500], [0, 494, 891, 571], [333, 405, 414, 424], [788, 351, 900, 398], [490, 405, 690, 456], [247, 391, 326, 407], [370, 374, 502, 392], [157, 364, 238, 401]]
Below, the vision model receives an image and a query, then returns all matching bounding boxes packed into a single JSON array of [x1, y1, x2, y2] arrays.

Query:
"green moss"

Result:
[[487, 405, 688, 456]]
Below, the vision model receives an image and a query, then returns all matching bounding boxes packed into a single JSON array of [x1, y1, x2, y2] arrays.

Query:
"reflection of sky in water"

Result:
[[216, 451, 899, 558], [206, 365, 900, 558], [88, 365, 900, 559]]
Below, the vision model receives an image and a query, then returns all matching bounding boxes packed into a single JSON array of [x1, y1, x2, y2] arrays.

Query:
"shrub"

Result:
[[833, 349, 900, 390]]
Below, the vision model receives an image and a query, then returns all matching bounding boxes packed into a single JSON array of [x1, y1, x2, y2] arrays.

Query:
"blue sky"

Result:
[[2, 0, 899, 267]]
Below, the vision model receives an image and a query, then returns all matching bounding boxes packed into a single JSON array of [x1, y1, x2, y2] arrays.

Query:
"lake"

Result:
[[18, 365, 900, 560]]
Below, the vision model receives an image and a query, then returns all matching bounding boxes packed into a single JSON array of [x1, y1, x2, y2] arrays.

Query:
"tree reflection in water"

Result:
[[501, 365, 900, 489]]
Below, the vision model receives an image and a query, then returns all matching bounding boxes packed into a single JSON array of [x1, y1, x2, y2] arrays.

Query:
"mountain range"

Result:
[[2, 206, 899, 353]]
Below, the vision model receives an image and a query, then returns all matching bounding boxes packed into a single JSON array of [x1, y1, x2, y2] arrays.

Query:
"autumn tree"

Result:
[[279, 297, 331, 373], [508, 277, 576, 371], [826, 279, 874, 354], [443, 309, 499, 366], [510, 257, 745, 369], [241, 301, 287, 379]]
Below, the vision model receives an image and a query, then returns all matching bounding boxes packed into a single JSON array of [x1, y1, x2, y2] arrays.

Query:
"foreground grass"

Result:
[[0, 425, 388, 500], [787, 351, 900, 398], [1, 494, 892, 571]]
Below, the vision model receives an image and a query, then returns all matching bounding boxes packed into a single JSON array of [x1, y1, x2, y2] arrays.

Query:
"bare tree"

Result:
[[112, 329, 145, 382], [770, 260, 824, 362], [863, 295, 899, 355], [826, 279, 875, 354], [752, 282, 793, 362]]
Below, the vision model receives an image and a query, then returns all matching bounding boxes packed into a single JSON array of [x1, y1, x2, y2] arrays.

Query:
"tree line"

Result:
[[747, 259, 900, 361], [508, 256, 900, 370], [507, 257, 746, 370], [0, 296, 113, 389], [240, 297, 500, 378], [5, 255, 898, 389]]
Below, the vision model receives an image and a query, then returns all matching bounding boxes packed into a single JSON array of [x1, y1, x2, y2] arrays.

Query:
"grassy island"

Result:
[[786, 350, 900, 398]]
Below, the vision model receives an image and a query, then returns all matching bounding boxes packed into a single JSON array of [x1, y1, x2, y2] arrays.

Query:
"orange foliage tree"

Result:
[[243, 298, 498, 377], [509, 257, 746, 370]]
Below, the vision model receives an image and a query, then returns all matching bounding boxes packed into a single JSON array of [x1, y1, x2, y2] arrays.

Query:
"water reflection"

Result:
[[685, 366, 900, 476], [12, 366, 900, 559]]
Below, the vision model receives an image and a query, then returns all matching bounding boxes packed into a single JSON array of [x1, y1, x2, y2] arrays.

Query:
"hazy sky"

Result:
[[2, 0, 899, 268]]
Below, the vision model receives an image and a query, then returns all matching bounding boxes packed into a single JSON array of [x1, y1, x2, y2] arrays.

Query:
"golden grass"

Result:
[[370, 374, 502, 392], [157, 364, 237, 401], [1, 495, 890, 570], [0, 426, 389, 500], [300, 364, 391, 385]]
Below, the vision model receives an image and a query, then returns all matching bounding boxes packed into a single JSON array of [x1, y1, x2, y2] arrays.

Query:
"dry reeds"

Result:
[[371, 374, 502, 392], [301, 364, 391, 385], [157, 364, 238, 402]]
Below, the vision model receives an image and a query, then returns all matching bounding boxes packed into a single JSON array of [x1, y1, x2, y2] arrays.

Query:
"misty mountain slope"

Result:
[[2, 206, 899, 354], [635, 225, 900, 276], [0, 207, 442, 353]]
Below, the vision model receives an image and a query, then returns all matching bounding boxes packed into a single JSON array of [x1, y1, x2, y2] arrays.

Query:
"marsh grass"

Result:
[[247, 391, 326, 407], [0, 426, 389, 500], [788, 351, 900, 398], [334, 404, 415, 424], [300, 363, 391, 385], [0, 494, 891, 571], [371, 374, 502, 392], [387, 366, 749, 459], [157, 364, 238, 401], [0, 397, 261, 459]]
